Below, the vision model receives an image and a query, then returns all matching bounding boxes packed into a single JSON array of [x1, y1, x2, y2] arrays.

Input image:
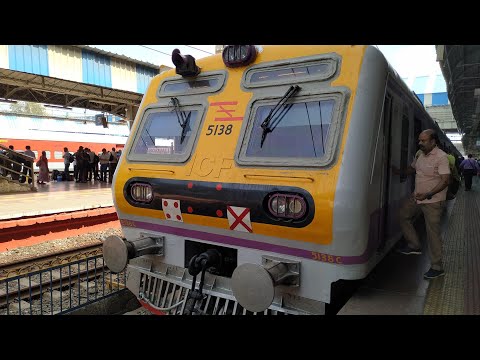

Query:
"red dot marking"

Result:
[[216, 209, 223, 217], [174, 202, 179, 208], [216, 184, 222, 191], [187, 182, 193, 189], [176, 215, 182, 221], [166, 213, 171, 219], [187, 206, 193, 213], [163, 201, 168, 207]]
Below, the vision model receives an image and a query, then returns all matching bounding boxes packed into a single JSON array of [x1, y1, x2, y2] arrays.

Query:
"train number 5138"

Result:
[[206, 124, 233, 136]]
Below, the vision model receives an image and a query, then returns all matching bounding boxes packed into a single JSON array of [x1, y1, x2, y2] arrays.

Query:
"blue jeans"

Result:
[[64, 163, 70, 180], [100, 163, 108, 181]]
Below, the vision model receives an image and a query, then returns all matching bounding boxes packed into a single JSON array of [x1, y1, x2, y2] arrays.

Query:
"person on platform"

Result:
[[392, 129, 450, 279], [459, 154, 480, 191], [36, 150, 50, 184]]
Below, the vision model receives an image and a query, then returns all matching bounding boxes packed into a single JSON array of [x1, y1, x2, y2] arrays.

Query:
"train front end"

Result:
[[105, 45, 368, 315]]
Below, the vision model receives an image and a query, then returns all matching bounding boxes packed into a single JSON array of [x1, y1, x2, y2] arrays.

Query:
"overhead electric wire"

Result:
[[139, 45, 171, 57], [140, 45, 214, 56], [185, 45, 215, 55]]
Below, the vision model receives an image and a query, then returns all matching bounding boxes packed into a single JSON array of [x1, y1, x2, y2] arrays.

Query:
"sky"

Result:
[[376, 45, 441, 79], [90, 45, 216, 68], [0, 45, 444, 117], [90, 45, 442, 80]]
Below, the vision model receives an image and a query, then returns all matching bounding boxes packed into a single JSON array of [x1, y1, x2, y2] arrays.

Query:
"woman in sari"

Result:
[[36, 151, 49, 184]]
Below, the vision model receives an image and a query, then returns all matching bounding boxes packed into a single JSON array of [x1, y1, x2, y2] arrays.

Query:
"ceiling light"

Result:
[[44, 104, 73, 110], [0, 98, 18, 104], [89, 99, 117, 106]]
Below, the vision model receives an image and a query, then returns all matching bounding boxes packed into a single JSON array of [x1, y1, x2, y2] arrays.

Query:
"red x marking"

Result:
[[227, 206, 252, 232]]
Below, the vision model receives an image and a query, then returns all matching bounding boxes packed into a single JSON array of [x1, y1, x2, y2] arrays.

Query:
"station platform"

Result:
[[0, 180, 114, 221], [338, 177, 480, 315]]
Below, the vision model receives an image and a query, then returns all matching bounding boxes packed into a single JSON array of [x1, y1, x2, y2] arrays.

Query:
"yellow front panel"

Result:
[[115, 45, 367, 245]]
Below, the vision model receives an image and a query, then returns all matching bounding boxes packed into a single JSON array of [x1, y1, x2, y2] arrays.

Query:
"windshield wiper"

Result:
[[180, 112, 191, 144], [171, 97, 190, 144], [260, 85, 301, 147]]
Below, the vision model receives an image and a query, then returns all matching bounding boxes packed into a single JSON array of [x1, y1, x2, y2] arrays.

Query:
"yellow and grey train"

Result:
[[103, 45, 459, 315]]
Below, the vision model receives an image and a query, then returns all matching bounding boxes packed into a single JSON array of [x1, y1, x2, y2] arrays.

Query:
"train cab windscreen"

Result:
[[244, 98, 335, 159], [130, 107, 201, 162]]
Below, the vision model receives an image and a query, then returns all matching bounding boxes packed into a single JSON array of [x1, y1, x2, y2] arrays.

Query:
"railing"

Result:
[[0, 254, 127, 315], [0, 144, 36, 191]]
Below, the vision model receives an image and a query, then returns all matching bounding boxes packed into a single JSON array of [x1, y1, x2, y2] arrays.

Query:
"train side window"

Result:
[[54, 151, 63, 159], [128, 105, 204, 163], [400, 111, 410, 183], [33, 151, 38, 159], [236, 91, 347, 167], [164, 78, 219, 93], [243, 54, 339, 88], [45, 151, 51, 159], [157, 71, 226, 98]]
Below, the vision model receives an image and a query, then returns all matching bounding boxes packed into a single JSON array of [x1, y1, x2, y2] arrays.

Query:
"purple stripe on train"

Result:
[[120, 216, 394, 265]]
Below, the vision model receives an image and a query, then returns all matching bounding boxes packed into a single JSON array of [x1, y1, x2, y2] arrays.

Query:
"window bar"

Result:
[[49, 270, 53, 315], [77, 262, 81, 306], [29, 276, 33, 315], [107, 268, 112, 293], [68, 264, 72, 309], [151, 278, 158, 304], [159, 278, 167, 304], [86, 259, 89, 302], [59, 266, 63, 314], [17, 278, 21, 315], [94, 258, 98, 300], [101, 257, 105, 296], [39, 272, 43, 315], [5, 281, 9, 315]]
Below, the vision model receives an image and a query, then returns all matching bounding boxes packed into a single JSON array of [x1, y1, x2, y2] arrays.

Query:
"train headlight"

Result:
[[270, 196, 286, 215], [268, 194, 306, 219], [222, 45, 257, 68], [130, 183, 153, 203], [288, 198, 304, 215]]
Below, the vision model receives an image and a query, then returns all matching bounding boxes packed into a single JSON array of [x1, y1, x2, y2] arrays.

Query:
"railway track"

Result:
[[0, 239, 126, 315], [0, 242, 103, 280]]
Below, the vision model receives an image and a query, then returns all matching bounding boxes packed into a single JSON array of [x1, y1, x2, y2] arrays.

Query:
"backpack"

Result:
[[51, 169, 60, 181], [94, 154, 99, 163], [109, 152, 114, 162], [68, 153, 74, 163]]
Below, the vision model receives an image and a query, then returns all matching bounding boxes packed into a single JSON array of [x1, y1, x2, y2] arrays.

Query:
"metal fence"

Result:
[[0, 254, 126, 315]]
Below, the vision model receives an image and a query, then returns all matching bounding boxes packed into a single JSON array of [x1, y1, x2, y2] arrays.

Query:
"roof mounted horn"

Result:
[[172, 48, 200, 78]]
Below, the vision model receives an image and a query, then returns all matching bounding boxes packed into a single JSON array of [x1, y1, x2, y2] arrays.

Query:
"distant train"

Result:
[[0, 112, 129, 171], [103, 45, 460, 315]]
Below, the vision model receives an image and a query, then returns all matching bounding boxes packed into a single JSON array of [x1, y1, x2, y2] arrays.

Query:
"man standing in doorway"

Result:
[[394, 129, 450, 279]]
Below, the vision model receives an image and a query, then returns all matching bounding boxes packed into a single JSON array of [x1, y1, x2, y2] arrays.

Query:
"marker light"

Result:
[[268, 193, 307, 219], [222, 45, 257, 68], [130, 183, 153, 203]]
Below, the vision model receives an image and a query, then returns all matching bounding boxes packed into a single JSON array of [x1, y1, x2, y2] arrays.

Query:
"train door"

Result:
[[377, 94, 392, 249], [383, 92, 411, 239], [411, 114, 422, 193]]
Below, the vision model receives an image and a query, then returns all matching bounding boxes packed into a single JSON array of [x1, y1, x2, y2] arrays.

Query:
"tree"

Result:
[[10, 101, 47, 116]]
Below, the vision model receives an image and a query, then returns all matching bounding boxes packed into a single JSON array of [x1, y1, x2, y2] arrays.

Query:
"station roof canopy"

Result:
[[437, 45, 480, 153], [0, 68, 143, 118], [0, 45, 172, 119]]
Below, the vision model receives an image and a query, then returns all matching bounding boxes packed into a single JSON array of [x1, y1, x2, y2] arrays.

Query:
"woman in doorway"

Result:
[[36, 151, 49, 184]]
